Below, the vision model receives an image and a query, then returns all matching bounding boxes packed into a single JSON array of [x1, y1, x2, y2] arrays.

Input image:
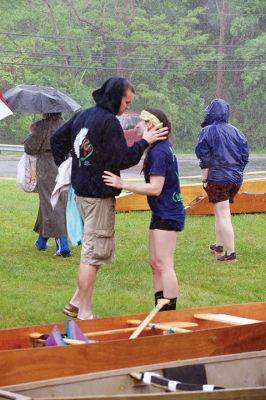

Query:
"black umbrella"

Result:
[[3, 84, 81, 113]]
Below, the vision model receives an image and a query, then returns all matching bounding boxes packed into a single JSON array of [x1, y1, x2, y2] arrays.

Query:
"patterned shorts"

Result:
[[204, 181, 241, 204]]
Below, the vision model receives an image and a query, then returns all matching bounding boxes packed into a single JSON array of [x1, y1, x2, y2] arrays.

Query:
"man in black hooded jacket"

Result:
[[51, 76, 168, 320]]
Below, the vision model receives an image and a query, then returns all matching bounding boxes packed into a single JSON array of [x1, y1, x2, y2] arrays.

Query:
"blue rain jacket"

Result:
[[195, 99, 249, 185]]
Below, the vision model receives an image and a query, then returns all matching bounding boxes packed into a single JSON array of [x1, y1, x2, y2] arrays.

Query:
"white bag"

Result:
[[16, 153, 37, 192]]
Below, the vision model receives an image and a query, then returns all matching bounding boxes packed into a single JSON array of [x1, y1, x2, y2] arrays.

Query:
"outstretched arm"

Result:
[[103, 118, 168, 171], [102, 171, 165, 196]]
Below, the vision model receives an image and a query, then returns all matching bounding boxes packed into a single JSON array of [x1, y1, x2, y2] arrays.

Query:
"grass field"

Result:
[[0, 181, 265, 329]]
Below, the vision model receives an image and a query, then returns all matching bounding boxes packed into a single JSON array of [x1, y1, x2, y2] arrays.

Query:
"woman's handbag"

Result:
[[16, 153, 37, 192]]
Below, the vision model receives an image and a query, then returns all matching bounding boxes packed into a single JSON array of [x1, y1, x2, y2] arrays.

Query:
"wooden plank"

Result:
[[0, 320, 266, 386], [194, 314, 261, 325]]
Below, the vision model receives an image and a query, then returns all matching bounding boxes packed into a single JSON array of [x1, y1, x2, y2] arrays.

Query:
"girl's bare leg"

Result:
[[148, 229, 178, 299]]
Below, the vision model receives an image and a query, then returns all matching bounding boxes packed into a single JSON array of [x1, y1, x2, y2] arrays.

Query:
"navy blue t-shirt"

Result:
[[144, 140, 185, 231]]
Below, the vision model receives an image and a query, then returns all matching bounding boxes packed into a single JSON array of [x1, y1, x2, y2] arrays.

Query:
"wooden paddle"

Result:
[[129, 298, 170, 339], [30, 299, 181, 345], [194, 313, 261, 325], [185, 195, 205, 210], [127, 319, 195, 333], [30, 326, 152, 343]]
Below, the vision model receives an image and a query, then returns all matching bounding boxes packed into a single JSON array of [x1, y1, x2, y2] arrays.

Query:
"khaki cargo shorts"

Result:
[[76, 196, 115, 266]]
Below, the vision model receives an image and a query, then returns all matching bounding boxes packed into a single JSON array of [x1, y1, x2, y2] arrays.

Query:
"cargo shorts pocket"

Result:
[[93, 229, 115, 261]]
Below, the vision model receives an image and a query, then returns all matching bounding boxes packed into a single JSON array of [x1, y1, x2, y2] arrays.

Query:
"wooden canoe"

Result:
[[115, 178, 266, 214], [1, 350, 266, 400], [0, 302, 266, 386], [1, 389, 265, 400], [186, 191, 266, 215]]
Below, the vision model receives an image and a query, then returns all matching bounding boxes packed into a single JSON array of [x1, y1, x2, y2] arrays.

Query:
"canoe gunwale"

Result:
[[2, 350, 266, 392]]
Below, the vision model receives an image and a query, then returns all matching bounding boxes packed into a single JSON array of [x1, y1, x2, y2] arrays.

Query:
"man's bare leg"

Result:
[[69, 287, 80, 307], [77, 263, 100, 319]]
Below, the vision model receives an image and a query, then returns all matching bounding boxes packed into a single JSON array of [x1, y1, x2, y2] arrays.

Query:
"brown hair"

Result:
[[142, 108, 172, 174], [43, 113, 62, 119], [123, 79, 135, 94]]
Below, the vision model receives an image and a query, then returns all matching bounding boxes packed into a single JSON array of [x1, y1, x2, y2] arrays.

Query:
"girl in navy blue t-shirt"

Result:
[[103, 108, 185, 311]]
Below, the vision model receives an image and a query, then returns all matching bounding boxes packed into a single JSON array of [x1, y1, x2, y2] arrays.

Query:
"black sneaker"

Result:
[[217, 252, 237, 262], [55, 251, 72, 257], [209, 243, 224, 255]]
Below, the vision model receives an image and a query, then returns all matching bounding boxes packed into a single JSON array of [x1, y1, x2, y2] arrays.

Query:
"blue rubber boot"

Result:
[[55, 237, 71, 257], [35, 235, 49, 251]]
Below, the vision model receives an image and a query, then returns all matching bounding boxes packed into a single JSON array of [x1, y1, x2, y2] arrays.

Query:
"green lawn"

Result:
[[0, 181, 265, 329]]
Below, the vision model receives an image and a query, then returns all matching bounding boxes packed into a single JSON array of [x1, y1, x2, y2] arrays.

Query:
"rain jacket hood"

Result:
[[51, 77, 148, 198], [92, 77, 127, 115], [195, 98, 249, 185], [201, 98, 229, 127]]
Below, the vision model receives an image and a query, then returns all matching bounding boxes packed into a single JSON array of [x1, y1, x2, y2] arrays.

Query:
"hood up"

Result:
[[201, 98, 230, 127], [92, 76, 126, 115]]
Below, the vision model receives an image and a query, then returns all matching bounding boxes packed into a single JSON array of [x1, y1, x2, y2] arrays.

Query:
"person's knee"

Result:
[[149, 256, 158, 271], [214, 200, 230, 217], [149, 258, 163, 272], [150, 257, 171, 272]]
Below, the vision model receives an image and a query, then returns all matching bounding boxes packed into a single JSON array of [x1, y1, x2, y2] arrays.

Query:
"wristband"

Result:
[[202, 179, 208, 183]]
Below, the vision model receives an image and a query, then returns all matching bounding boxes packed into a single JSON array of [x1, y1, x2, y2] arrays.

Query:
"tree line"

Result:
[[0, 0, 265, 151]]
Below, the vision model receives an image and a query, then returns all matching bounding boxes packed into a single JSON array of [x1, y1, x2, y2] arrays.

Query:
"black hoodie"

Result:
[[51, 77, 148, 198]]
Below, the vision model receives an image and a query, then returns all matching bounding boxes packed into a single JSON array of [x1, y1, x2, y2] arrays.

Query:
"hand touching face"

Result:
[[135, 120, 147, 137]]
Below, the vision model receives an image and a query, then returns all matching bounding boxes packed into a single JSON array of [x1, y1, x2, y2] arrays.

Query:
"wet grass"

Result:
[[0, 181, 265, 329]]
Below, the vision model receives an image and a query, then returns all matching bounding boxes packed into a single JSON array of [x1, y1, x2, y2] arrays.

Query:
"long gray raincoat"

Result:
[[24, 115, 68, 237]]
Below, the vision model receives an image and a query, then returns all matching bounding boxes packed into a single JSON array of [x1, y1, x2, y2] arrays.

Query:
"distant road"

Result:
[[122, 155, 266, 182], [1, 154, 265, 182]]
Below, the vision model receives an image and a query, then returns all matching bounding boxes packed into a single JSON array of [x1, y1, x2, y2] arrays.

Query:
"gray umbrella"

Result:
[[3, 84, 81, 113]]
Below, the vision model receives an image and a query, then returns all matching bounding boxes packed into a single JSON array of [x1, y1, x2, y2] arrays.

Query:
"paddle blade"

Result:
[[66, 320, 89, 342], [45, 326, 66, 347]]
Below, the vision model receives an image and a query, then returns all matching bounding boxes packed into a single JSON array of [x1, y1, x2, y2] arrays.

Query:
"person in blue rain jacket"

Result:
[[195, 98, 249, 262]]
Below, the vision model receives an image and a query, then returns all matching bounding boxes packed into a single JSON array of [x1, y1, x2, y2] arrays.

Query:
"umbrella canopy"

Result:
[[0, 94, 13, 120], [3, 84, 81, 113]]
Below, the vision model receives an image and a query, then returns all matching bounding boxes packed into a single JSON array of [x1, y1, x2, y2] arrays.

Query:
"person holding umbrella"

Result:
[[3, 84, 81, 256], [24, 113, 71, 256], [50, 76, 168, 320]]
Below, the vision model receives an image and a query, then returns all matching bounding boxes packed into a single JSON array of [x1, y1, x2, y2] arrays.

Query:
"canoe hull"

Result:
[[1, 302, 266, 351], [115, 179, 266, 214], [1, 388, 266, 400], [1, 302, 266, 386], [2, 351, 266, 399], [1, 317, 266, 385]]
